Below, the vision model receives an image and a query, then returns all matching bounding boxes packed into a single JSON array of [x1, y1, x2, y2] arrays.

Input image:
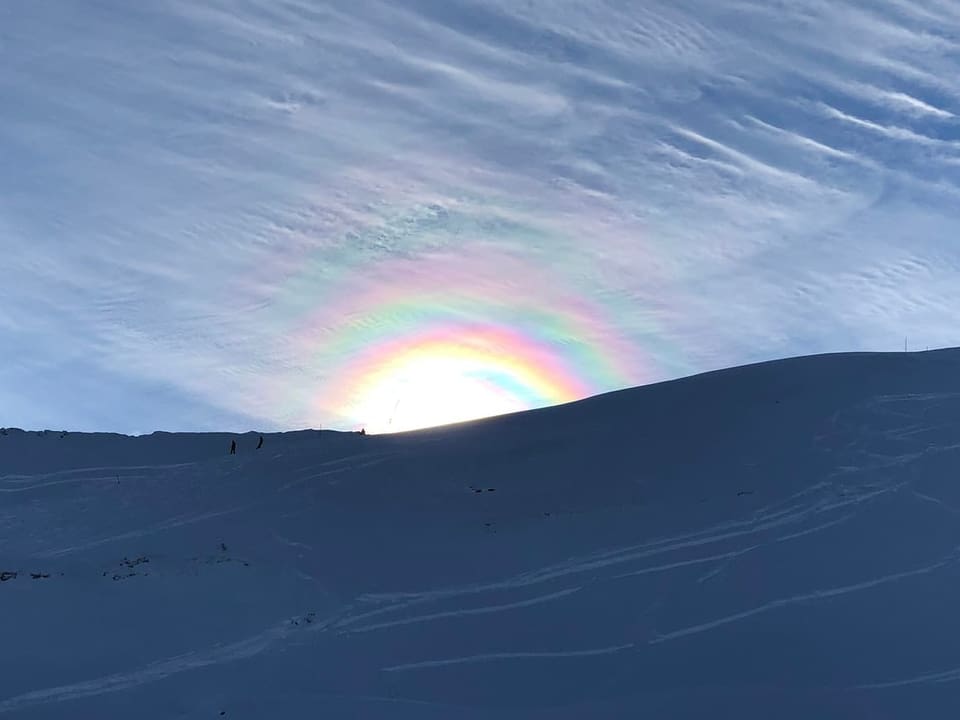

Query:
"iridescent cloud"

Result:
[[3, 0, 960, 432]]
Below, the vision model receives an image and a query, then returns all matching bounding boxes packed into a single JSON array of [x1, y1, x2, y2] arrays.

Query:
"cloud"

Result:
[[3, 0, 960, 431]]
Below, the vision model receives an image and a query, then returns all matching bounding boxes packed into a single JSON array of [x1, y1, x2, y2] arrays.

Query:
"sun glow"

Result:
[[338, 326, 593, 434], [353, 354, 527, 434]]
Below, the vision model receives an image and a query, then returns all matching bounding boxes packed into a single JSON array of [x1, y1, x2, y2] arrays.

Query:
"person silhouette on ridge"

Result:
[[229, 439, 236, 455]]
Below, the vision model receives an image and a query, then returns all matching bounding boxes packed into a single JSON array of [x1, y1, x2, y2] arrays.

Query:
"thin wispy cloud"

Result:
[[2, 0, 960, 431]]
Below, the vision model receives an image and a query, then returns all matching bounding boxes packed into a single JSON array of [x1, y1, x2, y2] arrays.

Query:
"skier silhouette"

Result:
[[229, 439, 236, 455], [256, 435, 263, 449]]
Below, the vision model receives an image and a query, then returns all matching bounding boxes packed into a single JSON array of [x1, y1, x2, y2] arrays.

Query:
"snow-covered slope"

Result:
[[4, 349, 960, 718]]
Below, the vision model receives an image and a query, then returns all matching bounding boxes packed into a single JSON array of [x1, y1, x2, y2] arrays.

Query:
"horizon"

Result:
[[1, 344, 950, 436]]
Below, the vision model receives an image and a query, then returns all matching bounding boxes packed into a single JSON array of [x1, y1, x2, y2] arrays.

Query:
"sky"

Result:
[[3, 0, 960, 434]]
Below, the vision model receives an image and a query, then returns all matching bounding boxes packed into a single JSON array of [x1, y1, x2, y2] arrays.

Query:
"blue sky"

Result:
[[3, 0, 960, 433]]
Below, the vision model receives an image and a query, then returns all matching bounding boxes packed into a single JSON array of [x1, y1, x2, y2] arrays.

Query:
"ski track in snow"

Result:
[[858, 665, 960, 689], [380, 644, 637, 673], [277, 452, 398, 490], [349, 481, 876, 622], [36, 506, 249, 559], [3, 461, 880, 712], [323, 483, 887, 653], [0, 462, 200, 484], [338, 587, 584, 634], [651, 553, 960, 644], [0, 612, 342, 714]]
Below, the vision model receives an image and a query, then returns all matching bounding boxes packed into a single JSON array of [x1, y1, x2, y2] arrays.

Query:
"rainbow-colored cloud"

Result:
[[280, 245, 644, 432]]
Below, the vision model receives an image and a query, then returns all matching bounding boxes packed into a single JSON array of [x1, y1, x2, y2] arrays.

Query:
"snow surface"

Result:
[[4, 349, 960, 717]]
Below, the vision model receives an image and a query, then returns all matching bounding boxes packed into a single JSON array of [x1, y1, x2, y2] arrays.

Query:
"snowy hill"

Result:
[[4, 349, 960, 718]]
